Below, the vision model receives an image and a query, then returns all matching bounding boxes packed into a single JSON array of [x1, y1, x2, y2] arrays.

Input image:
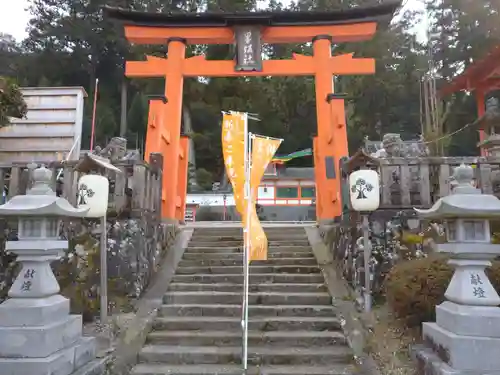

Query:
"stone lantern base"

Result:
[[413, 265, 500, 375], [418, 311, 500, 373], [0, 295, 106, 375], [413, 344, 500, 375]]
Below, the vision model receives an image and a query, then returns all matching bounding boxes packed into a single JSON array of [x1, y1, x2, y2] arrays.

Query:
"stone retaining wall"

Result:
[[320, 211, 443, 303], [0, 217, 177, 320]]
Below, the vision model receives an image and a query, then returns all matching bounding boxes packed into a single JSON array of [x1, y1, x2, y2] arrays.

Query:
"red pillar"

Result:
[[160, 38, 186, 219], [175, 136, 189, 222], [144, 97, 167, 162], [312, 136, 322, 221], [313, 35, 346, 220], [477, 89, 486, 156]]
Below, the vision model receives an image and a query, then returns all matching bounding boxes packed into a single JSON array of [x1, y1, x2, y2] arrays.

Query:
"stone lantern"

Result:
[[0, 165, 103, 375], [475, 97, 500, 156], [413, 164, 500, 374]]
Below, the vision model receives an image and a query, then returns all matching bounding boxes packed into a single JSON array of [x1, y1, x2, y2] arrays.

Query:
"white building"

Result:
[[185, 163, 316, 222]]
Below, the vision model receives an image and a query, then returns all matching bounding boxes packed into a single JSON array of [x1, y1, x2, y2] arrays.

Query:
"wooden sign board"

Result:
[[234, 27, 263, 72]]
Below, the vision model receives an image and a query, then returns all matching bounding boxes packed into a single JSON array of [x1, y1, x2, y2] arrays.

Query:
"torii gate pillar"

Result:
[[161, 39, 185, 219], [313, 36, 349, 219]]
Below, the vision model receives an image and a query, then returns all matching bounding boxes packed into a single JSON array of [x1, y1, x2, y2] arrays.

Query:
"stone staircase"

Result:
[[131, 226, 358, 375]]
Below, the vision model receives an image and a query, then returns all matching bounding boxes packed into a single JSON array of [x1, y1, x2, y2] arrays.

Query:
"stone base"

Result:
[[412, 344, 500, 375], [436, 301, 500, 337], [0, 295, 70, 327], [0, 315, 82, 357], [0, 336, 97, 375], [423, 322, 500, 372]]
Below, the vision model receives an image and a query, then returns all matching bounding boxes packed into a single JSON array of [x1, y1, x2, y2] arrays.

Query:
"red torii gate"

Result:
[[105, 2, 401, 222], [440, 45, 500, 155]]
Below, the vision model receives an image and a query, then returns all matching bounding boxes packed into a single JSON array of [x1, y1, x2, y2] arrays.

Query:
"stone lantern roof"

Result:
[[0, 165, 88, 217], [415, 164, 500, 219]]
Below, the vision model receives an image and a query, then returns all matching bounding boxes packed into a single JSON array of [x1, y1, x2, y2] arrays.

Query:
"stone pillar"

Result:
[[0, 166, 104, 375]]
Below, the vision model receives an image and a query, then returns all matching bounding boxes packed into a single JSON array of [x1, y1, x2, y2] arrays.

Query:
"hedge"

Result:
[[385, 255, 500, 328]]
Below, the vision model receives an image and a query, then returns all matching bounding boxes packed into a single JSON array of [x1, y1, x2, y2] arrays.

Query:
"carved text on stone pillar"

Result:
[[24, 269, 35, 279], [20, 281, 32, 292], [470, 272, 486, 298], [473, 286, 486, 298], [20, 268, 36, 291], [470, 273, 483, 285]]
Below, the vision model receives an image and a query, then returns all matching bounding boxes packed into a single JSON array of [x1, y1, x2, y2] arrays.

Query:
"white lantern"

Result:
[[77, 174, 109, 217], [349, 169, 380, 212]]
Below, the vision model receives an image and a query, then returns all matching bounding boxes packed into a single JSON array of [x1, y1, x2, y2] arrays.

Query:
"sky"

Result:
[[0, 0, 425, 42], [0, 0, 30, 40]]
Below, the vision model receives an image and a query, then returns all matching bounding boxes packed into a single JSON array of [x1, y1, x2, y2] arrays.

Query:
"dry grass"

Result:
[[82, 312, 136, 358], [365, 304, 420, 375]]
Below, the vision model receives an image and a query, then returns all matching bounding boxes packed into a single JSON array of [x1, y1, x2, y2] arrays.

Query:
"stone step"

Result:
[[147, 330, 346, 347], [172, 273, 325, 284], [182, 251, 314, 260], [167, 283, 327, 293], [189, 238, 309, 244], [190, 234, 308, 242], [131, 364, 243, 375], [185, 246, 312, 254], [160, 304, 335, 317], [189, 240, 310, 247], [137, 345, 353, 365], [257, 366, 357, 375], [153, 316, 341, 331], [192, 228, 306, 235], [175, 265, 321, 275], [178, 257, 318, 267], [188, 241, 243, 247], [192, 228, 306, 233], [133, 225, 354, 375], [163, 291, 331, 305], [132, 363, 356, 375]]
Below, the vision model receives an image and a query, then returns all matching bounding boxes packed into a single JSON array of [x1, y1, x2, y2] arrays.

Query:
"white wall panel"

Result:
[[0, 87, 86, 164]]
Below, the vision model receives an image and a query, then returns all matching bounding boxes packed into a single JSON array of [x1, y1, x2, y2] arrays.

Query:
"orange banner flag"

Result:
[[221, 112, 246, 215], [222, 112, 282, 262], [245, 207, 266, 261], [246, 135, 282, 261], [251, 136, 282, 199]]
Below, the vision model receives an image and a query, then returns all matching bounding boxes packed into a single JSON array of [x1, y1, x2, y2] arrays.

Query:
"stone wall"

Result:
[[320, 210, 444, 304], [0, 216, 177, 320]]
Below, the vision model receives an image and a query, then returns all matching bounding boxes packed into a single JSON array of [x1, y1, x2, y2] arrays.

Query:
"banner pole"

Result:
[[242, 114, 251, 372]]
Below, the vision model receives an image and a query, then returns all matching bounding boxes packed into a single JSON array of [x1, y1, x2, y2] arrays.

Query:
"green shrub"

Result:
[[0, 77, 27, 126], [385, 255, 500, 328]]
